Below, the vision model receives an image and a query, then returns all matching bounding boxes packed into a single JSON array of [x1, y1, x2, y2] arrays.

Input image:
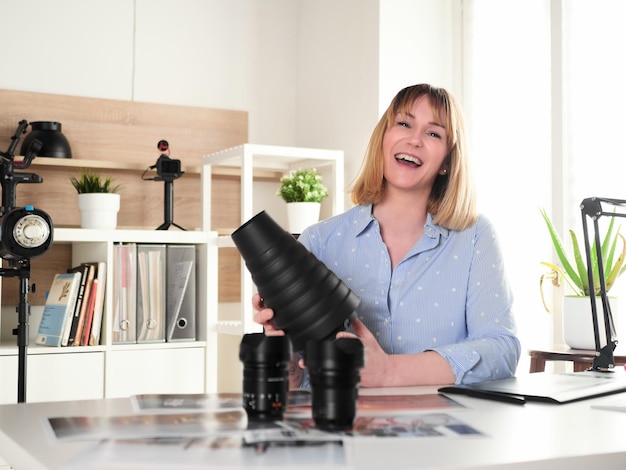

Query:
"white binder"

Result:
[[136, 244, 166, 343], [112, 243, 137, 344]]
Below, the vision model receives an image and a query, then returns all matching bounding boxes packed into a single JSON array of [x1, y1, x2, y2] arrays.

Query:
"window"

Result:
[[465, 1, 626, 368], [463, 0, 553, 367]]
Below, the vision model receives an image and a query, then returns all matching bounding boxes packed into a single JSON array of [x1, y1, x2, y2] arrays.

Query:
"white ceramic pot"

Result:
[[77, 193, 121, 229], [563, 295, 618, 350], [286, 202, 321, 234]]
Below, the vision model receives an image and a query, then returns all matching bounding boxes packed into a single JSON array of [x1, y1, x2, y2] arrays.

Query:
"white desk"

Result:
[[0, 379, 625, 469]]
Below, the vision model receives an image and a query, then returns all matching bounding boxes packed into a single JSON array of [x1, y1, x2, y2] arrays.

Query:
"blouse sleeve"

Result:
[[430, 216, 521, 384]]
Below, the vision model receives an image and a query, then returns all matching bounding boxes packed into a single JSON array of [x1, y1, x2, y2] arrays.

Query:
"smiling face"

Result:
[[381, 96, 450, 198]]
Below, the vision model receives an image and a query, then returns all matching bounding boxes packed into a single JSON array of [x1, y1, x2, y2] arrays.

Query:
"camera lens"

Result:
[[239, 333, 292, 421], [305, 337, 364, 431]]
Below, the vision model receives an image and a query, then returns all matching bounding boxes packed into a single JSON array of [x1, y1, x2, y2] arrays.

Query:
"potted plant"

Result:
[[277, 168, 328, 234], [70, 169, 122, 229], [540, 207, 626, 349]]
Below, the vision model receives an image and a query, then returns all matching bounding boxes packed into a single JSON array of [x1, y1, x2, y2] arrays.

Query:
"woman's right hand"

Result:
[[252, 293, 285, 336], [253, 294, 304, 387]]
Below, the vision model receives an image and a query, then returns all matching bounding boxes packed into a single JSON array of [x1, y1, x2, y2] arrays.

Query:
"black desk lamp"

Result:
[[580, 197, 626, 371]]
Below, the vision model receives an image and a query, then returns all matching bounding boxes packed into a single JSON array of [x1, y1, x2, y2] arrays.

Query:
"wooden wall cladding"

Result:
[[0, 89, 247, 167], [0, 89, 248, 306]]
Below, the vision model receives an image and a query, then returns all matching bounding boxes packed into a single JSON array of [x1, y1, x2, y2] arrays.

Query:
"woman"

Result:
[[254, 84, 520, 388]]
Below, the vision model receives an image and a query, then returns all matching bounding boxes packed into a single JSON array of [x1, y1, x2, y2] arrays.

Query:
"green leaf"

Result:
[[276, 168, 328, 203], [606, 233, 626, 291], [540, 207, 626, 296], [569, 230, 588, 295], [70, 169, 121, 194], [539, 208, 584, 292]]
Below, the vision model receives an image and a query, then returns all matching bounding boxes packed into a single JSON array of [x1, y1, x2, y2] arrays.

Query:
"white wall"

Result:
[[379, 0, 462, 110], [294, 0, 380, 200], [0, 0, 299, 146]]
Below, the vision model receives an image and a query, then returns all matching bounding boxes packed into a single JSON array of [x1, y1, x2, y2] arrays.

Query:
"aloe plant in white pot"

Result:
[[540, 208, 626, 349], [70, 169, 122, 229], [277, 168, 328, 234]]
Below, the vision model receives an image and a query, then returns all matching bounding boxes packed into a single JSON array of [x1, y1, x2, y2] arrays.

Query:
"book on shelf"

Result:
[[80, 277, 98, 346], [113, 243, 137, 344], [62, 263, 89, 346], [77, 261, 107, 346], [36, 272, 83, 347], [166, 245, 196, 342], [136, 244, 166, 343], [68, 263, 96, 346], [88, 261, 107, 346]]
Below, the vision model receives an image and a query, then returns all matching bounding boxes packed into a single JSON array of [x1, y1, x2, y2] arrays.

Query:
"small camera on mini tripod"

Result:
[[154, 140, 183, 182], [143, 140, 186, 230]]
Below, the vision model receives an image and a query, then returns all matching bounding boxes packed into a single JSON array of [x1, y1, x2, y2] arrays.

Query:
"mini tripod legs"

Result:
[[156, 179, 186, 231]]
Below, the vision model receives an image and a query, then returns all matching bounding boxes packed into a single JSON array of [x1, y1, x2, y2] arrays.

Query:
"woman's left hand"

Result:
[[336, 317, 389, 387]]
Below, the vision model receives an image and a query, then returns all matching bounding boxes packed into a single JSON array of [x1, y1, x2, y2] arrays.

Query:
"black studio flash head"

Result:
[[0, 205, 53, 260]]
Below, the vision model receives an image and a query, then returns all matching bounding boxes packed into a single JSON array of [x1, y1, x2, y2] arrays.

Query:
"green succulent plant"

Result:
[[277, 168, 328, 203], [540, 207, 626, 296], [70, 169, 121, 194]]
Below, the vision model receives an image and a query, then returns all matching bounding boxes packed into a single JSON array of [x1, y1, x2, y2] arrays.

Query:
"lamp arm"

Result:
[[580, 197, 626, 371]]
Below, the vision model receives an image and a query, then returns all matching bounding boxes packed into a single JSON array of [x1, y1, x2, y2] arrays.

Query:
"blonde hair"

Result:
[[350, 84, 477, 231]]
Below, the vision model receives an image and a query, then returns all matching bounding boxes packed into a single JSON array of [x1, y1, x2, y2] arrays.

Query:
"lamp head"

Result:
[[19, 121, 72, 159]]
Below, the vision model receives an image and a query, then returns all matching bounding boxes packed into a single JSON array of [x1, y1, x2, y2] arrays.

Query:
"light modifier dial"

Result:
[[12, 213, 51, 248]]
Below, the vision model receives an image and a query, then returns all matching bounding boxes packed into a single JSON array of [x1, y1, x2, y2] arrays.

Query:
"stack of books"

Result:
[[35, 262, 107, 347]]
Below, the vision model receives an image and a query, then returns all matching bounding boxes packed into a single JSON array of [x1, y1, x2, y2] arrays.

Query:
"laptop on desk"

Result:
[[438, 371, 626, 404]]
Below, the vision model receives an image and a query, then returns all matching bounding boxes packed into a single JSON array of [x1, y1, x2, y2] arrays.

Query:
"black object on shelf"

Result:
[[19, 121, 72, 158]]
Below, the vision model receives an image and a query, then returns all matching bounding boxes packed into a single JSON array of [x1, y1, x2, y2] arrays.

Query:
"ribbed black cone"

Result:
[[231, 211, 360, 350]]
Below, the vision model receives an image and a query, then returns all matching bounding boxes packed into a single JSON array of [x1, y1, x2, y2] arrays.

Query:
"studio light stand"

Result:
[[0, 120, 54, 403], [142, 140, 186, 231], [580, 197, 626, 372]]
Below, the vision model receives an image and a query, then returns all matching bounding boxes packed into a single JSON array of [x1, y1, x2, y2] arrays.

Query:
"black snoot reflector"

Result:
[[231, 211, 360, 351]]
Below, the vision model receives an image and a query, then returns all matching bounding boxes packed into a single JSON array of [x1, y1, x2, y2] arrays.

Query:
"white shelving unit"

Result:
[[201, 144, 344, 336], [0, 228, 219, 404]]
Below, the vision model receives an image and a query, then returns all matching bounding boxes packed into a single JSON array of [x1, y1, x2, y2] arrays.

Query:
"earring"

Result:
[[441, 169, 448, 175]]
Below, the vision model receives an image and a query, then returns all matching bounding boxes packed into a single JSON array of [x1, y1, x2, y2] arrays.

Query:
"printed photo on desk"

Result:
[[285, 393, 465, 419], [62, 433, 346, 470], [131, 390, 311, 414], [60, 413, 482, 470], [284, 413, 482, 438], [131, 393, 242, 413], [45, 409, 247, 442]]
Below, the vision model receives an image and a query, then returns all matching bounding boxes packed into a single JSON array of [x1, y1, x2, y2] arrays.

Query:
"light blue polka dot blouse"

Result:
[[298, 204, 521, 385]]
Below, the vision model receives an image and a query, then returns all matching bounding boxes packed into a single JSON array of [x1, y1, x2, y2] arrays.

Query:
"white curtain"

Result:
[[562, 0, 626, 315], [464, 0, 626, 367], [462, 0, 553, 370]]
